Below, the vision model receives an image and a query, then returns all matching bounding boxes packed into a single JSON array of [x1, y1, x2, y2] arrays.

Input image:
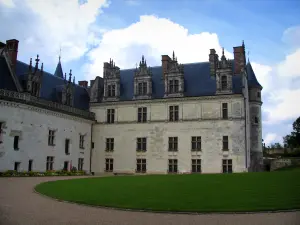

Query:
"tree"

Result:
[[283, 116, 300, 148]]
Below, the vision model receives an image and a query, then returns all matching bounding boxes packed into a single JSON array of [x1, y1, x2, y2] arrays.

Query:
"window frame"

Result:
[[106, 109, 115, 124], [79, 135, 85, 149], [13, 135, 19, 150], [137, 107, 147, 123], [78, 158, 84, 171], [46, 156, 54, 171], [168, 137, 178, 152], [168, 159, 178, 173], [105, 138, 114, 152], [138, 82, 147, 95], [222, 103, 228, 119], [191, 136, 201, 151], [169, 105, 179, 122], [191, 159, 201, 173], [222, 159, 233, 173], [136, 158, 147, 173], [221, 75, 227, 90], [48, 130, 55, 146], [107, 84, 116, 97], [222, 136, 229, 151], [105, 158, 114, 172], [65, 139, 70, 155], [136, 137, 147, 152]]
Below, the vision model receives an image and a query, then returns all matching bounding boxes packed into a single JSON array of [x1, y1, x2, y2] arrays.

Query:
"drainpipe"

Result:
[[89, 122, 93, 174], [243, 72, 248, 170]]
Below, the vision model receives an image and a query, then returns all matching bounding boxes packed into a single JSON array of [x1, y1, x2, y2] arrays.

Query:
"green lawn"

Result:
[[35, 169, 300, 213]]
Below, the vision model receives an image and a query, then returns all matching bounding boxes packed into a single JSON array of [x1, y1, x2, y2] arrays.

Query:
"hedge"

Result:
[[0, 170, 87, 177]]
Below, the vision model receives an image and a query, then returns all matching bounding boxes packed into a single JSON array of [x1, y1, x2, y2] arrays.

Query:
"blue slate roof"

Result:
[[0, 57, 90, 110], [246, 62, 263, 89], [54, 60, 64, 78]]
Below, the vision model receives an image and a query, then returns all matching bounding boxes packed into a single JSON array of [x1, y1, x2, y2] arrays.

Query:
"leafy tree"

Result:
[[283, 116, 300, 148]]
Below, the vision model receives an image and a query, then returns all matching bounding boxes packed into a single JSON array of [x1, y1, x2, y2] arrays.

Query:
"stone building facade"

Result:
[[0, 38, 263, 174]]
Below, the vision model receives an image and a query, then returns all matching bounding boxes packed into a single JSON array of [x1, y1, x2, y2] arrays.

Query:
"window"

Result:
[[254, 116, 259, 124], [137, 107, 147, 123], [169, 105, 179, 121], [107, 84, 116, 97], [168, 159, 178, 173], [223, 159, 232, 173], [222, 103, 228, 119], [138, 82, 147, 95], [65, 139, 70, 155], [137, 137, 147, 152], [168, 137, 178, 152], [46, 156, 54, 171], [169, 79, 179, 93], [106, 138, 114, 152], [28, 160, 33, 172], [78, 158, 84, 171], [107, 109, 115, 123], [14, 162, 20, 172], [63, 161, 69, 171], [0, 122, 3, 144], [48, 130, 55, 146], [221, 76, 227, 90], [257, 92, 261, 98], [13, 136, 19, 150], [105, 158, 114, 172], [32, 81, 39, 96], [136, 159, 146, 173], [223, 136, 229, 151], [192, 159, 201, 173], [66, 93, 71, 105], [91, 142, 95, 149], [191, 136, 201, 151], [79, 135, 85, 149]]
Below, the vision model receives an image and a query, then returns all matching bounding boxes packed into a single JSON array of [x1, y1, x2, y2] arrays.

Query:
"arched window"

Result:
[[221, 76, 227, 90]]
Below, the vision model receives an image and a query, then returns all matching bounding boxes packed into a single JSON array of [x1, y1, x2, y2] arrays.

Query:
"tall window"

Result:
[[105, 158, 114, 172], [78, 158, 84, 171], [169, 79, 179, 93], [136, 159, 146, 173], [48, 130, 55, 146], [168, 159, 178, 173], [65, 139, 70, 155], [106, 138, 114, 152], [223, 136, 229, 151], [138, 82, 147, 95], [136, 137, 147, 152], [222, 103, 228, 119], [0, 122, 3, 144], [28, 160, 33, 172], [168, 137, 178, 152], [79, 135, 84, 149], [137, 107, 147, 123], [222, 159, 232, 173], [46, 156, 54, 171], [14, 162, 20, 172], [107, 84, 116, 97], [221, 76, 227, 90], [191, 136, 201, 151], [13, 136, 19, 150], [107, 109, 115, 123], [169, 105, 179, 121], [191, 159, 201, 173]]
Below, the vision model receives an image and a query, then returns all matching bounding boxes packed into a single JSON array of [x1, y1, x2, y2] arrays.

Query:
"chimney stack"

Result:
[[161, 55, 171, 79], [233, 42, 246, 74], [209, 49, 219, 76], [6, 39, 19, 69], [78, 80, 88, 88]]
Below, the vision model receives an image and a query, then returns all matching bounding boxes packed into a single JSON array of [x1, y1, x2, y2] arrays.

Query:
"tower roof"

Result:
[[54, 59, 63, 78], [246, 62, 263, 89]]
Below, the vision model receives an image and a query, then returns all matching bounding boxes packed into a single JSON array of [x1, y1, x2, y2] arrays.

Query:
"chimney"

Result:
[[209, 49, 219, 76], [78, 80, 88, 88], [233, 42, 246, 74], [6, 39, 19, 69], [161, 55, 171, 78]]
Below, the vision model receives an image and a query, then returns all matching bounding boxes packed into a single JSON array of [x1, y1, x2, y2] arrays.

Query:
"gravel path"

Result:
[[0, 176, 299, 225]]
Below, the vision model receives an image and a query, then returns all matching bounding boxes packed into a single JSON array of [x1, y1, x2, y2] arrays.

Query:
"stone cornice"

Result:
[[91, 94, 243, 107], [0, 89, 95, 121]]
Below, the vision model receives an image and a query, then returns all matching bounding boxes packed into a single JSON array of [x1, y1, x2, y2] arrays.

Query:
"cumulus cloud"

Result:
[[83, 15, 234, 80], [0, 0, 109, 64], [264, 133, 281, 145]]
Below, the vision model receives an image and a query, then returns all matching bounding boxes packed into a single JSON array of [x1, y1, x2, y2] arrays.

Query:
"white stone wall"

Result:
[[0, 100, 92, 172], [91, 96, 248, 174]]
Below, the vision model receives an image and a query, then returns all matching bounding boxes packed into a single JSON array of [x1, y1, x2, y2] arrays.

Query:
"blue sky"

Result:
[[0, 0, 300, 146]]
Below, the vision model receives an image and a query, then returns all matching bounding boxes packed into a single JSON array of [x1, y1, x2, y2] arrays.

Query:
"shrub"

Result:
[[0, 170, 89, 177]]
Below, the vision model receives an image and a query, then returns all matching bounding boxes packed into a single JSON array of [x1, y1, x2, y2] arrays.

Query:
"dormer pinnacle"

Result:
[[68, 69, 72, 83], [34, 54, 39, 72]]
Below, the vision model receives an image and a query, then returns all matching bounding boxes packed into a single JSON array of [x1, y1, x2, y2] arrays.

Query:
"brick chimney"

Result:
[[6, 39, 19, 69], [209, 49, 219, 76], [78, 80, 88, 88], [161, 55, 171, 78], [233, 42, 246, 75]]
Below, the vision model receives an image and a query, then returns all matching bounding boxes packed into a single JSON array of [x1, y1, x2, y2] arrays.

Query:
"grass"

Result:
[[35, 169, 300, 213]]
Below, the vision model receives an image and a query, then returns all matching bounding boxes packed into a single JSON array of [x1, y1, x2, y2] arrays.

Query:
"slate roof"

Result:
[[1, 55, 262, 106], [54, 60, 64, 78]]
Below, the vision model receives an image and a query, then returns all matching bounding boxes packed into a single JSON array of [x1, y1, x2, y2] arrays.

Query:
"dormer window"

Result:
[[221, 76, 227, 90], [169, 79, 179, 93], [138, 82, 147, 95], [108, 84, 116, 97]]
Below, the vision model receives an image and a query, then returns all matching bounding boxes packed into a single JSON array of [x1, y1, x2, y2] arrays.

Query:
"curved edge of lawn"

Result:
[[34, 175, 300, 215]]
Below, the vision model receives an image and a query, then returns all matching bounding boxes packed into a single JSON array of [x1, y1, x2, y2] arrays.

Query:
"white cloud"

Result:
[[0, 0, 15, 8], [251, 62, 272, 92], [84, 15, 234, 80], [277, 49, 300, 78], [125, 0, 140, 6], [264, 133, 281, 145], [0, 0, 109, 63]]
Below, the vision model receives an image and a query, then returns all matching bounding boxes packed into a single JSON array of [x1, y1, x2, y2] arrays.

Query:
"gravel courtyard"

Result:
[[0, 176, 299, 225]]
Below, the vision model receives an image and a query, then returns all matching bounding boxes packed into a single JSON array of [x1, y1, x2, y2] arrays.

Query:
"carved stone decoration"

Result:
[[61, 70, 75, 106], [103, 59, 120, 102], [164, 51, 185, 98], [216, 48, 233, 95], [26, 55, 44, 97], [133, 55, 152, 100]]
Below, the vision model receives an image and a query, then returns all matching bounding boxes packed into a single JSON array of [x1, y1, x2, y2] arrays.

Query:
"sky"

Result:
[[0, 0, 300, 146]]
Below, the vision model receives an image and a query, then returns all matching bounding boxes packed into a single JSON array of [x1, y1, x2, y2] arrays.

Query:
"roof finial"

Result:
[[172, 51, 175, 60], [222, 47, 224, 56], [59, 46, 61, 62], [247, 51, 250, 63], [35, 54, 40, 70], [41, 62, 43, 72], [142, 55, 144, 64], [69, 69, 72, 82]]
